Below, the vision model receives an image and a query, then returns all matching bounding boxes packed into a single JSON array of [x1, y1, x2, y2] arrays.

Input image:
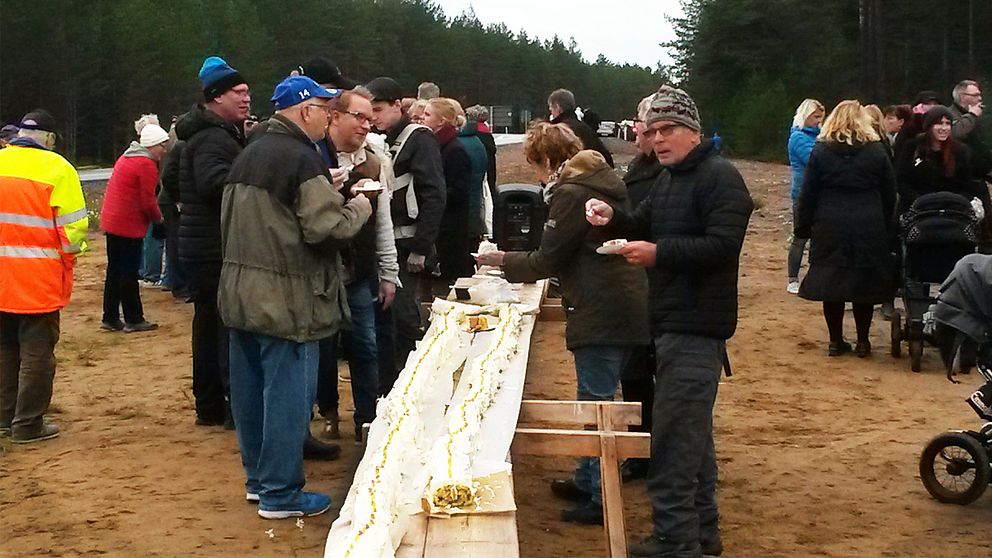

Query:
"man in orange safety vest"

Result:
[[0, 109, 88, 444]]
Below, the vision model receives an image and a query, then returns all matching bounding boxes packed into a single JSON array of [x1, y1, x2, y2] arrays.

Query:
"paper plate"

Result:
[[596, 243, 626, 255]]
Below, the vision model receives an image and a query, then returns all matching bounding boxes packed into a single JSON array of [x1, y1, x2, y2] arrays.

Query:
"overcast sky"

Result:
[[430, 0, 682, 68]]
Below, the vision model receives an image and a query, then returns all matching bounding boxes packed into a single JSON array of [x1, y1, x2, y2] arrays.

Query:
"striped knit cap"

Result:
[[645, 85, 700, 131]]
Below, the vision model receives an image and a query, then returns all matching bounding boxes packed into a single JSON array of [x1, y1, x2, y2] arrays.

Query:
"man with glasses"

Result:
[[175, 56, 251, 429], [219, 76, 373, 519], [585, 86, 753, 558], [951, 80, 990, 176], [0, 110, 88, 444], [616, 93, 665, 483], [316, 87, 401, 442]]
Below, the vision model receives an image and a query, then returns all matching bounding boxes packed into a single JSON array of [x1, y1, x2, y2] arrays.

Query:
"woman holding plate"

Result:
[[474, 121, 649, 525]]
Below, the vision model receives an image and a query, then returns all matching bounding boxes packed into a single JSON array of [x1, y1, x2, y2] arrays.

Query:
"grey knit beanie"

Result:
[[645, 85, 701, 131]]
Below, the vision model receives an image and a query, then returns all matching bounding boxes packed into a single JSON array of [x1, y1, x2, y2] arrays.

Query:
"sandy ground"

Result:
[[3, 138, 991, 557]]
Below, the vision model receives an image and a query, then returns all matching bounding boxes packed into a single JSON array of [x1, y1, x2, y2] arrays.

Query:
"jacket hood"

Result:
[[822, 140, 870, 156], [175, 104, 242, 142], [6, 137, 49, 150], [624, 152, 664, 183], [263, 114, 315, 145], [557, 150, 625, 198], [458, 121, 479, 137], [792, 126, 820, 136], [669, 138, 717, 173], [551, 111, 579, 125], [123, 141, 155, 159]]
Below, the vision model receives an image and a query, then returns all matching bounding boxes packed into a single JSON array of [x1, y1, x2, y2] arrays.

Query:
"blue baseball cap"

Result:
[[270, 76, 341, 110]]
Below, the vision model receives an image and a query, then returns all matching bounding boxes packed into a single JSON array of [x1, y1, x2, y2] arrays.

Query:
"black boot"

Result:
[[303, 435, 341, 461], [630, 535, 702, 558], [560, 500, 603, 525], [550, 478, 592, 502], [620, 458, 650, 482]]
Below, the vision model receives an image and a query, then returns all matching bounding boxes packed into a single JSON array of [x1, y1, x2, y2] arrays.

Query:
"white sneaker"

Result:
[[787, 281, 800, 295]]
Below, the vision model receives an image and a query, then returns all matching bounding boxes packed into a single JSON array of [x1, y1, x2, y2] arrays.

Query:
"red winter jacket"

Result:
[[100, 142, 163, 238]]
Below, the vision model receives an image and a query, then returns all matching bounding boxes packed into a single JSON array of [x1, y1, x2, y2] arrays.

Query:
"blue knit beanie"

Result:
[[198, 56, 247, 100]]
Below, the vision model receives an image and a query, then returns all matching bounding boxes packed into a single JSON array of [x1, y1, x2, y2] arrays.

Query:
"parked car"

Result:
[[596, 120, 617, 137]]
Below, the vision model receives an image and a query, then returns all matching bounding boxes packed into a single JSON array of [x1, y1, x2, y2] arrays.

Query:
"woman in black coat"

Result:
[[795, 100, 897, 357], [424, 98, 474, 287], [896, 105, 987, 216]]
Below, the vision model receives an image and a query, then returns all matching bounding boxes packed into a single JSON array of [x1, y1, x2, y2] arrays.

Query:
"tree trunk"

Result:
[[859, 0, 869, 95], [873, 0, 885, 101], [969, 0, 975, 73]]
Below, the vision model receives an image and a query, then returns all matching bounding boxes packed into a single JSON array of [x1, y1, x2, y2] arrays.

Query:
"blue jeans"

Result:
[[317, 279, 379, 430], [571, 345, 631, 504], [139, 225, 163, 282], [229, 329, 317, 506]]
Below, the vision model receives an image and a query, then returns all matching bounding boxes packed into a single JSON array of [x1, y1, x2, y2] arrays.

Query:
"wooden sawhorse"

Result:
[[512, 400, 650, 558]]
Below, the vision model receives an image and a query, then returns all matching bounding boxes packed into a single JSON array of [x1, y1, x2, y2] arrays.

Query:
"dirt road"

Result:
[[2, 139, 990, 557]]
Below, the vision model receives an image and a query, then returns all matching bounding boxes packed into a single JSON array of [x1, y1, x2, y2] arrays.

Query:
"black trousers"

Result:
[[648, 332, 723, 544], [102, 233, 145, 325], [379, 240, 429, 395], [0, 311, 60, 433], [188, 261, 229, 421], [621, 344, 655, 436]]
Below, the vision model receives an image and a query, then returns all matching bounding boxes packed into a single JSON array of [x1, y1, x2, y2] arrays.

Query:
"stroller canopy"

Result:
[[935, 253, 992, 343]]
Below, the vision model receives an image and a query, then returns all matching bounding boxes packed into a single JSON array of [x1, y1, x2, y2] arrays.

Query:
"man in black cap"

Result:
[[295, 55, 360, 91], [0, 109, 89, 443], [365, 76, 446, 394], [175, 56, 251, 429]]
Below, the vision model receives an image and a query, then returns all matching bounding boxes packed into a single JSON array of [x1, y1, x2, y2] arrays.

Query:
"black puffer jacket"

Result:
[[176, 104, 246, 264], [622, 152, 664, 207], [551, 111, 614, 168], [613, 140, 754, 339]]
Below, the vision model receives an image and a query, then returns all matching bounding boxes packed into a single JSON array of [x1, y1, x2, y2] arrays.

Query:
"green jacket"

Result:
[[218, 115, 372, 342], [503, 150, 649, 349]]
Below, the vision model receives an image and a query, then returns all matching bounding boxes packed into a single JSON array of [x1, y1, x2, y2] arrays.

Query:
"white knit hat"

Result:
[[139, 124, 170, 148]]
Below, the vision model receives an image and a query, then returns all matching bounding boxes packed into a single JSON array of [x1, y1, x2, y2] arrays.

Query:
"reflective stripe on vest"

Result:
[[0, 245, 61, 259], [0, 146, 85, 312]]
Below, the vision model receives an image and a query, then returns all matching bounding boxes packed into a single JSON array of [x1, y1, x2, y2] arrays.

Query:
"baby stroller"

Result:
[[891, 192, 979, 372], [919, 253, 992, 504]]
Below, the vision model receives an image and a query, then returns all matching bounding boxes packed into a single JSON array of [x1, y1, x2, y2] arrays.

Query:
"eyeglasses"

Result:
[[306, 102, 332, 114], [343, 110, 372, 125], [642, 123, 682, 139]]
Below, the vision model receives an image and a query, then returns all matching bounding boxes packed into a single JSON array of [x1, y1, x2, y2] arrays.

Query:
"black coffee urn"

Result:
[[493, 183, 547, 251]]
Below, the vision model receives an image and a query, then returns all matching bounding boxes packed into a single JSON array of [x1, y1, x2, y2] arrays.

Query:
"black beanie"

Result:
[[923, 106, 954, 131]]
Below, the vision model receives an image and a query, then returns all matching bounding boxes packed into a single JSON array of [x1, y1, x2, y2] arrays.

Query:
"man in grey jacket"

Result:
[[219, 76, 371, 519]]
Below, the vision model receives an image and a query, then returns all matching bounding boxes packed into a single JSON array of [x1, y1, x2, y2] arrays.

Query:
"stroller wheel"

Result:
[[890, 310, 902, 358], [919, 431, 991, 505]]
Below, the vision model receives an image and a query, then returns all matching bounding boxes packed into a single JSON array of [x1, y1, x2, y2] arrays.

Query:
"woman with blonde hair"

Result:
[[863, 104, 893, 159], [475, 121, 649, 524], [786, 98, 825, 293], [794, 100, 897, 357], [423, 97, 474, 287]]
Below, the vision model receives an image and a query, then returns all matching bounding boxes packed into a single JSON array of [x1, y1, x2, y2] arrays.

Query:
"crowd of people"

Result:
[[786, 81, 991, 359], [0, 47, 755, 555], [10, 52, 988, 558]]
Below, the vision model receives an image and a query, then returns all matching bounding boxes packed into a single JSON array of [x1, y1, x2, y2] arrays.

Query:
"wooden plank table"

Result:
[[394, 278, 546, 558]]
